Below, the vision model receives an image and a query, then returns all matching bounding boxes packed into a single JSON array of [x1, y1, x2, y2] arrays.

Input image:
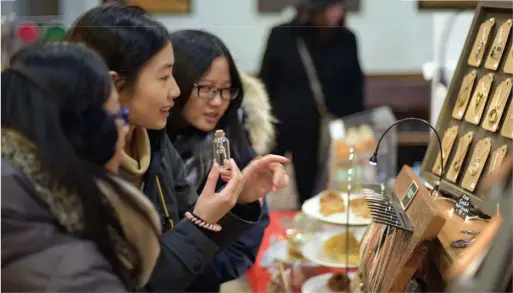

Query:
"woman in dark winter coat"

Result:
[[260, 0, 364, 205], [66, 5, 289, 292], [167, 30, 279, 292], [2, 42, 162, 291]]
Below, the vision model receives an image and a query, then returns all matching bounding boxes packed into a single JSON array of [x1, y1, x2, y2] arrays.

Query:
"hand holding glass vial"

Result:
[[213, 130, 231, 169]]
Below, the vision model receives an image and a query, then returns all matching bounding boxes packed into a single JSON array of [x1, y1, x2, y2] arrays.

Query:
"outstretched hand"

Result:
[[220, 155, 290, 204]]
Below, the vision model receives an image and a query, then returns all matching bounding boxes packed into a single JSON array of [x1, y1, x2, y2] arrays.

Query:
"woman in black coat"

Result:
[[67, 4, 289, 291], [167, 30, 273, 293], [259, 0, 364, 205]]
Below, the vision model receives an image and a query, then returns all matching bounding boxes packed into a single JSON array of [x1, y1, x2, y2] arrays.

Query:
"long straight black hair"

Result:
[[167, 30, 254, 174], [65, 4, 172, 149], [1, 42, 151, 287]]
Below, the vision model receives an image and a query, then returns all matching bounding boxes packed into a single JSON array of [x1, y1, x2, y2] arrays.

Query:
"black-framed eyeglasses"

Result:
[[110, 107, 129, 126], [193, 83, 240, 101]]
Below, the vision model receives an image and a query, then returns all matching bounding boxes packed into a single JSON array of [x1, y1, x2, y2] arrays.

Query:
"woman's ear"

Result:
[[109, 71, 125, 91]]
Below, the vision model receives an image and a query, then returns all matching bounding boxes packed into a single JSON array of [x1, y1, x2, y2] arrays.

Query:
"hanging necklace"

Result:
[[489, 146, 508, 174], [435, 128, 455, 173], [474, 86, 486, 115], [457, 78, 473, 107], [489, 152, 502, 173], [475, 20, 492, 59], [469, 146, 487, 176], [452, 138, 468, 172], [473, 74, 494, 115], [490, 20, 512, 60], [488, 79, 511, 123]]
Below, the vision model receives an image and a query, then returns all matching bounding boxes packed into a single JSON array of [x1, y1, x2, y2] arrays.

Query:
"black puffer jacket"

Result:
[[141, 130, 262, 292]]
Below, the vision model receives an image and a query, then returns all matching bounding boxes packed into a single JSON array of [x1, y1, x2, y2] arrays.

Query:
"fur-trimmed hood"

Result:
[[240, 72, 276, 155]]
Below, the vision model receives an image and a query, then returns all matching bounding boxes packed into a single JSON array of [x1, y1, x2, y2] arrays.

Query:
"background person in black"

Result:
[[259, 0, 364, 205]]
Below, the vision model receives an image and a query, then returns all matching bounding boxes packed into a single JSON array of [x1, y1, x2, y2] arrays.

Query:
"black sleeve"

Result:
[[147, 138, 262, 291], [147, 218, 219, 291], [347, 32, 365, 113], [259, 26, 281, 101], [163, 137, 262, 249]]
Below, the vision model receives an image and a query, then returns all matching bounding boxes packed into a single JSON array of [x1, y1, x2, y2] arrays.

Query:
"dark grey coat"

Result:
[[1, 159, 128, 292]]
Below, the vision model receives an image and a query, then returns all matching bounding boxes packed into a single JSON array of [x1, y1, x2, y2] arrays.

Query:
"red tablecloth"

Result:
[[245, 211, 297, 293], [245, 211, 357, 292]]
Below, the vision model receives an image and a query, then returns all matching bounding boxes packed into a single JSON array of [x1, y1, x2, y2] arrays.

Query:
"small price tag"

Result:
[[454, 194, 471, 219], [400, 181, 419, 211]]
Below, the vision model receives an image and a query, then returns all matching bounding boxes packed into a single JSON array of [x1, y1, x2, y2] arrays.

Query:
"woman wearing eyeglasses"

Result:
[[166, 30, 278, 292]]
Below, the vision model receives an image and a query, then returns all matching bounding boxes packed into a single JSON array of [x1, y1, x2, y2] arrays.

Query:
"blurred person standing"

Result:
[[259, 0, 364, 205]]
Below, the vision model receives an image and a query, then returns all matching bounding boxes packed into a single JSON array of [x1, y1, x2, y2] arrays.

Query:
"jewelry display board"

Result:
[[421, 1, 513, 212]]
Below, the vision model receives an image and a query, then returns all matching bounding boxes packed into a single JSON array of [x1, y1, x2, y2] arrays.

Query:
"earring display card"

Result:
[[461, 138, 492, 192], [500, 100, 513, 138], [504, 42, 513, 74], [485, 19, 513, 71], [421, 1, 513, 208], [464, 73, 494, 125], [482, 78, 512, 132], [446, 132, 474, 183], [452, 70, 478, 120], [432, 126, 459, 176], [468, 18, 495, 67], [487, 144, 508, 174]]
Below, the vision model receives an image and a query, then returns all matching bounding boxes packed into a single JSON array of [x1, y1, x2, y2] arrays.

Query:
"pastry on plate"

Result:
[[333, 139, 351, 160], [349, 198, 371, 219], [319, 190, 346, 216], [359, 124, 376, 152], [323, 232, 360, 265], [327, 273, 351, 292]]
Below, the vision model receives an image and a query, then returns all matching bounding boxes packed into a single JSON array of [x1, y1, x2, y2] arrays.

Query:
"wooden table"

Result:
[[429, 198, 493, 279]]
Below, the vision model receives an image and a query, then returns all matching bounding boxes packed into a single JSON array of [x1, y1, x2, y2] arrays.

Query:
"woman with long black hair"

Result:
[[167, 30, 277, 292], [1, 42, 161, 291], [66, 5, 289, 291]]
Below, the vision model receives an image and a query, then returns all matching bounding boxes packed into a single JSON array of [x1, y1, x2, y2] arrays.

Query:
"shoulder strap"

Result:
[[296, 37, 328, 115]]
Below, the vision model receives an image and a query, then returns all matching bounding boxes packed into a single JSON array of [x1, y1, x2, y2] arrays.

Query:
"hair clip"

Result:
[[450, 237, 476, 249], [465, 215, 491, 222], [460, 229, 480, 236]]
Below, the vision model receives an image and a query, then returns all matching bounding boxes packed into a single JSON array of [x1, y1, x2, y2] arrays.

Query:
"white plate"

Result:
[[301, 272, 356, 293], [301, 230, 366, 269], [302, 191, 372, 225], [260, 239, 318, 268]]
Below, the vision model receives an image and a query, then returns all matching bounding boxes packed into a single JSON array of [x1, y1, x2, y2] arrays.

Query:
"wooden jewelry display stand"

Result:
[[447, 156, 512, 292], [420, 0, 512, 290], [357, 166, 445, 292], [421, 0, 513, 210], [356, 1, 512, 292]]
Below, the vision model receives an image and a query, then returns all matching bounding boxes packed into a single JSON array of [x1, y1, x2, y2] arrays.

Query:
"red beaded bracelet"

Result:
[[185, 211, 222, 232]]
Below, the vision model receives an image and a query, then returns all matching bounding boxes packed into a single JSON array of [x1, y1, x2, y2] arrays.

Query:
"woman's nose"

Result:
[[209, 94, 223, 106], [169, 77, 181, 100]]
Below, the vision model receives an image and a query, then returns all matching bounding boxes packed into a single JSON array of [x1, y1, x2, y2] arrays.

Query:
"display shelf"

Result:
[[420, 1, 513, 214]]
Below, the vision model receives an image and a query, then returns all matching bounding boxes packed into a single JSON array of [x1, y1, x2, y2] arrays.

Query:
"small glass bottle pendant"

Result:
[[213, 130, 231, 169]]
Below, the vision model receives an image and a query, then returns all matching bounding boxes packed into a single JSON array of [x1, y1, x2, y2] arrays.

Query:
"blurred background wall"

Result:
[[2, 0, 476, 169]]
